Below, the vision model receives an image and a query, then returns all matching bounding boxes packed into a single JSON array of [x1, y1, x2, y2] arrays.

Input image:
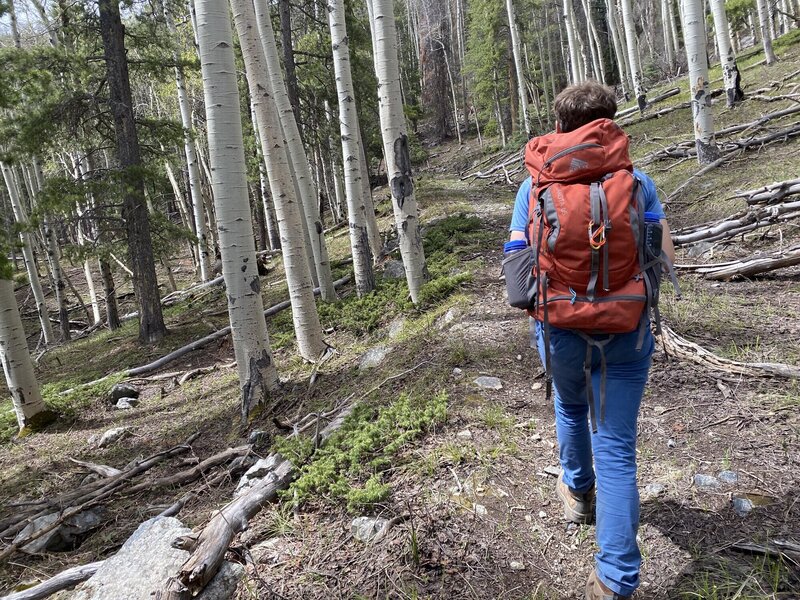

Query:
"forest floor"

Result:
[[1, 36, 800, 600]]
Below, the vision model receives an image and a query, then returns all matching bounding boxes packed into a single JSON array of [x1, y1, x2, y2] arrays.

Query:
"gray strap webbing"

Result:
[[587, 183, 601, 301], [599, 183, 611, 291], [577, 331, 614, 433]]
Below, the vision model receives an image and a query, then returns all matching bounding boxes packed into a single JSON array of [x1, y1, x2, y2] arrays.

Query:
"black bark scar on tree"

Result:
[[390, 134, 413, 209], [241, 350, 272, 421], [250, 276, 261, 293]]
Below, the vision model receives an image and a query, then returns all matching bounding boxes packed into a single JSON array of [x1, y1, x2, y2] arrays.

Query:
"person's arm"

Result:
[[661, 219, 675, 265]]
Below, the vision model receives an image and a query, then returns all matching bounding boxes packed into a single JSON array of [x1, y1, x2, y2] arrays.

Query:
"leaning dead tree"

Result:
[[658, 326, 800, 378]]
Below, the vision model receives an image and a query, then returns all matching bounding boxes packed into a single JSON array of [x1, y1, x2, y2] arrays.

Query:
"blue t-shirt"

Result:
[[509, 169, 665, 234]]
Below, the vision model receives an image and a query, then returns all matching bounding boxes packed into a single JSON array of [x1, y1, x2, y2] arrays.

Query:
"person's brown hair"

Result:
[[553, 81, 617, 133]]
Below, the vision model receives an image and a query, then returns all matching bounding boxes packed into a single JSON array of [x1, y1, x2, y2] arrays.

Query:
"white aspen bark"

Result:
[[621, 0, 647, 110], [506, 0, 530, 134], [662, 0, 675, 69], [755, 0, 777, 63], [195, 0, 279, 419], [165, 7, 211, 282], [669, 0, 682, 55], [373, 0, 427, 303], [767, 0, 777, 38], [327, 0, 375, 297], [230, 0, 327, 362], [251, 111, 281, 251], [710, 0, 743, 106], [72, 158, 102, 325], [607, 0, 631, 93], [581, 0, 605, 82], [253, 0, 337, 300], [0, 278, 50, 431], [1, 162, 54, 345], [564, 0, 583, 83], [357, 127, 384, 261], [32, 159, 70, 341], [682, 0, 721, 164], [325, 101, 347, 225]]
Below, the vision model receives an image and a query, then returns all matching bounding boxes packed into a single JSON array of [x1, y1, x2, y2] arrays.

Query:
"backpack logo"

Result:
[[569, 157, 588, 172]]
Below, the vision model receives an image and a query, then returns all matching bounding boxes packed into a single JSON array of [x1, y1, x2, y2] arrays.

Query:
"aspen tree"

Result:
[[195, 0, 279, 418], [372, 0, 428, 303], [506, 0, 530, 134], [230, 0, 328, 362], [709, 0, 744, 106], [620, 0, 647, 110], [682, 0, 721, 164]]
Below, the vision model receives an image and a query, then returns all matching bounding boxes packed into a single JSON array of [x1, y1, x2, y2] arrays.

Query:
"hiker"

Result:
[[506, 81, 676, 600]]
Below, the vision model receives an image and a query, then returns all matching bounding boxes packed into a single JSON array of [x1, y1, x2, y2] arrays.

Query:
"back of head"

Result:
[[554, 81, 617, 133]]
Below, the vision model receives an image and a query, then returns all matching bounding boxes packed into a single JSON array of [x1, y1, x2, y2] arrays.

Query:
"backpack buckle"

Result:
[[588, 220, 606, 249]]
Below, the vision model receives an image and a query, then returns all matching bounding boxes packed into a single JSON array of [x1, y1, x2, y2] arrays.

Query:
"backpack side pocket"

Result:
[[502, 246, 537, 309]]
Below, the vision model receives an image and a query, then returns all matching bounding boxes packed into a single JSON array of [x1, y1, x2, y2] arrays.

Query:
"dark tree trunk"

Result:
[[279, 0, 301, 126], [250, 182, 268, 252], [99, 258, 121, 330], [98, 0, 166, 343]]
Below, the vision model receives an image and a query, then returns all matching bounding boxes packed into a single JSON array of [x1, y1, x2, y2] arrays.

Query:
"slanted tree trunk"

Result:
[[358, 127, 384, 261], [278, 0, 300, 123], [620, 0, 647, 110], [98, 0, 167, 343], [1, 163, 54, 346], [165, 6, 211, 282], [231, 0, 327, 362], [0, 276, 52, 432], [197, 0, 279, 420], [682, 0, 721, 164], [327, 0, 375, 297], [372, 0, 427, 304], [755, 0, 777, 64], [99, 259, 121, 330], [324, 101, 347, 225], [506, 0, 530, 135], [252, 118, 281, 252], [253, 0, 337, 301], [661, 0, 675, 70], [710, 0, 744, 106], [607, 0, 631, 94]]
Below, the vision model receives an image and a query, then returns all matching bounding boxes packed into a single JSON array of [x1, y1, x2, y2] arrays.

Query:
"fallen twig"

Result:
[[0, 561, 104, 600]]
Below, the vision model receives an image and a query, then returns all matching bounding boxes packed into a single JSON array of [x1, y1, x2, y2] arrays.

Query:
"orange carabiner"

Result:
[[588, 220, 606, 249]]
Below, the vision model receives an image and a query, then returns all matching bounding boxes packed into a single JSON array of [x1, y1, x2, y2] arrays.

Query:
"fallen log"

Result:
[[678, 245, 800, 280], [657, 326, 800, 378], [672, 200, 800, 246], [734, 177, 800, 205], [0, 561, 104, 600], [126, 275, 351, 378], [615, 87, 681, 119]]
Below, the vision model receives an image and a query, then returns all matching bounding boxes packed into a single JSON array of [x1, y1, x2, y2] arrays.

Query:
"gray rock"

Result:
[[88, 426, 132, 449], [351, 516, 389, 543], [667, 438, 677, 448], [543, 466, 561, 477], [693, 474, 721, 490], [71, 517, 242, 600], [359, 346, 389, 370], [509, 561, 526, 571], [14, 509, 105, 554], [108, 383, 140, 404], [387, 317, 406, 339], [733, 496, 754, 517], [247, 430, 270, 448], [718, 470, 738, 484], [644, 483, 666, 497], [456, 429, 473, 440], [452, 367, 464, 378], [474, 376, 503, 390], [687, 241, 714, 259], [382, 260, 405, 279], [473, 504, 487, 516], [115, 397, 139, 410]]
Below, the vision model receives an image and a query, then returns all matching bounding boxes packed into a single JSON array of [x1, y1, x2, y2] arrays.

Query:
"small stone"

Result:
[[443, 308, 460, 325], [543, 466, 561, 477], [456, 429, 473, 440], [474, 504, 487, 516], [644, 483, 666, 497], [388, 317, 406, 339], [14, 509, 105, 554], [247, 430, 270, 447], [382, 259, 405, 279], [732, 496, 754, 517], [509, 561, 525, 571], [532, 382, 543, 391], [516, 354, 522, 361], [359, 346, 389, 370], [667, 438, 677, 448], [474, 376, 503, 390], [687, 241, 714, 258], [452, 367, 464, 378], [531, 433, 541, 441], [538, 511, 547, 519], [525, 515, 532, 522], [351, 516, 389, 543], [107, 383, 140, 404], [88, 426, 132, 449], [693, 474, 721, 490], [718, 470, 738, 484], [115, 397, 139, 410]]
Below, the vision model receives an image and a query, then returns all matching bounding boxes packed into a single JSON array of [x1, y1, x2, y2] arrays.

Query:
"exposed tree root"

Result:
[[657, 326, 800, 378]]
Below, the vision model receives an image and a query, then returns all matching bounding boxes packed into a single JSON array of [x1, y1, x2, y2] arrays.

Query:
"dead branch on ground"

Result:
[[0, 561, 104, 600], [676, 245, 800, 279], [733, 177, 800, 205]]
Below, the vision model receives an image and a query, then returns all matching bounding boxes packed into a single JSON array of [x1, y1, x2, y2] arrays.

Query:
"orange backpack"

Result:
[[523, 119, 677, 429]]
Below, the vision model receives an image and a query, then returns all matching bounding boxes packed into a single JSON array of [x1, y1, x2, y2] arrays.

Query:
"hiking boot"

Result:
[[585, 570, 631, 600], [556, 473, 594, 524]]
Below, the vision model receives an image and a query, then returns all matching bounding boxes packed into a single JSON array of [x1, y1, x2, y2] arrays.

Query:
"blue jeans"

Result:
[[535, 320, 653, 597]]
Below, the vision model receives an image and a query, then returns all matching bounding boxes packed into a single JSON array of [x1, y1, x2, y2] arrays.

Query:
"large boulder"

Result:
[[71, 517, 243, 600], [14, 509, 105, 554], [107, 383, 140, 404]]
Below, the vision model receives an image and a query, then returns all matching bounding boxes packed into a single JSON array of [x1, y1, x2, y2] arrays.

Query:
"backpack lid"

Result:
[[524, 118, 632, 187]]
